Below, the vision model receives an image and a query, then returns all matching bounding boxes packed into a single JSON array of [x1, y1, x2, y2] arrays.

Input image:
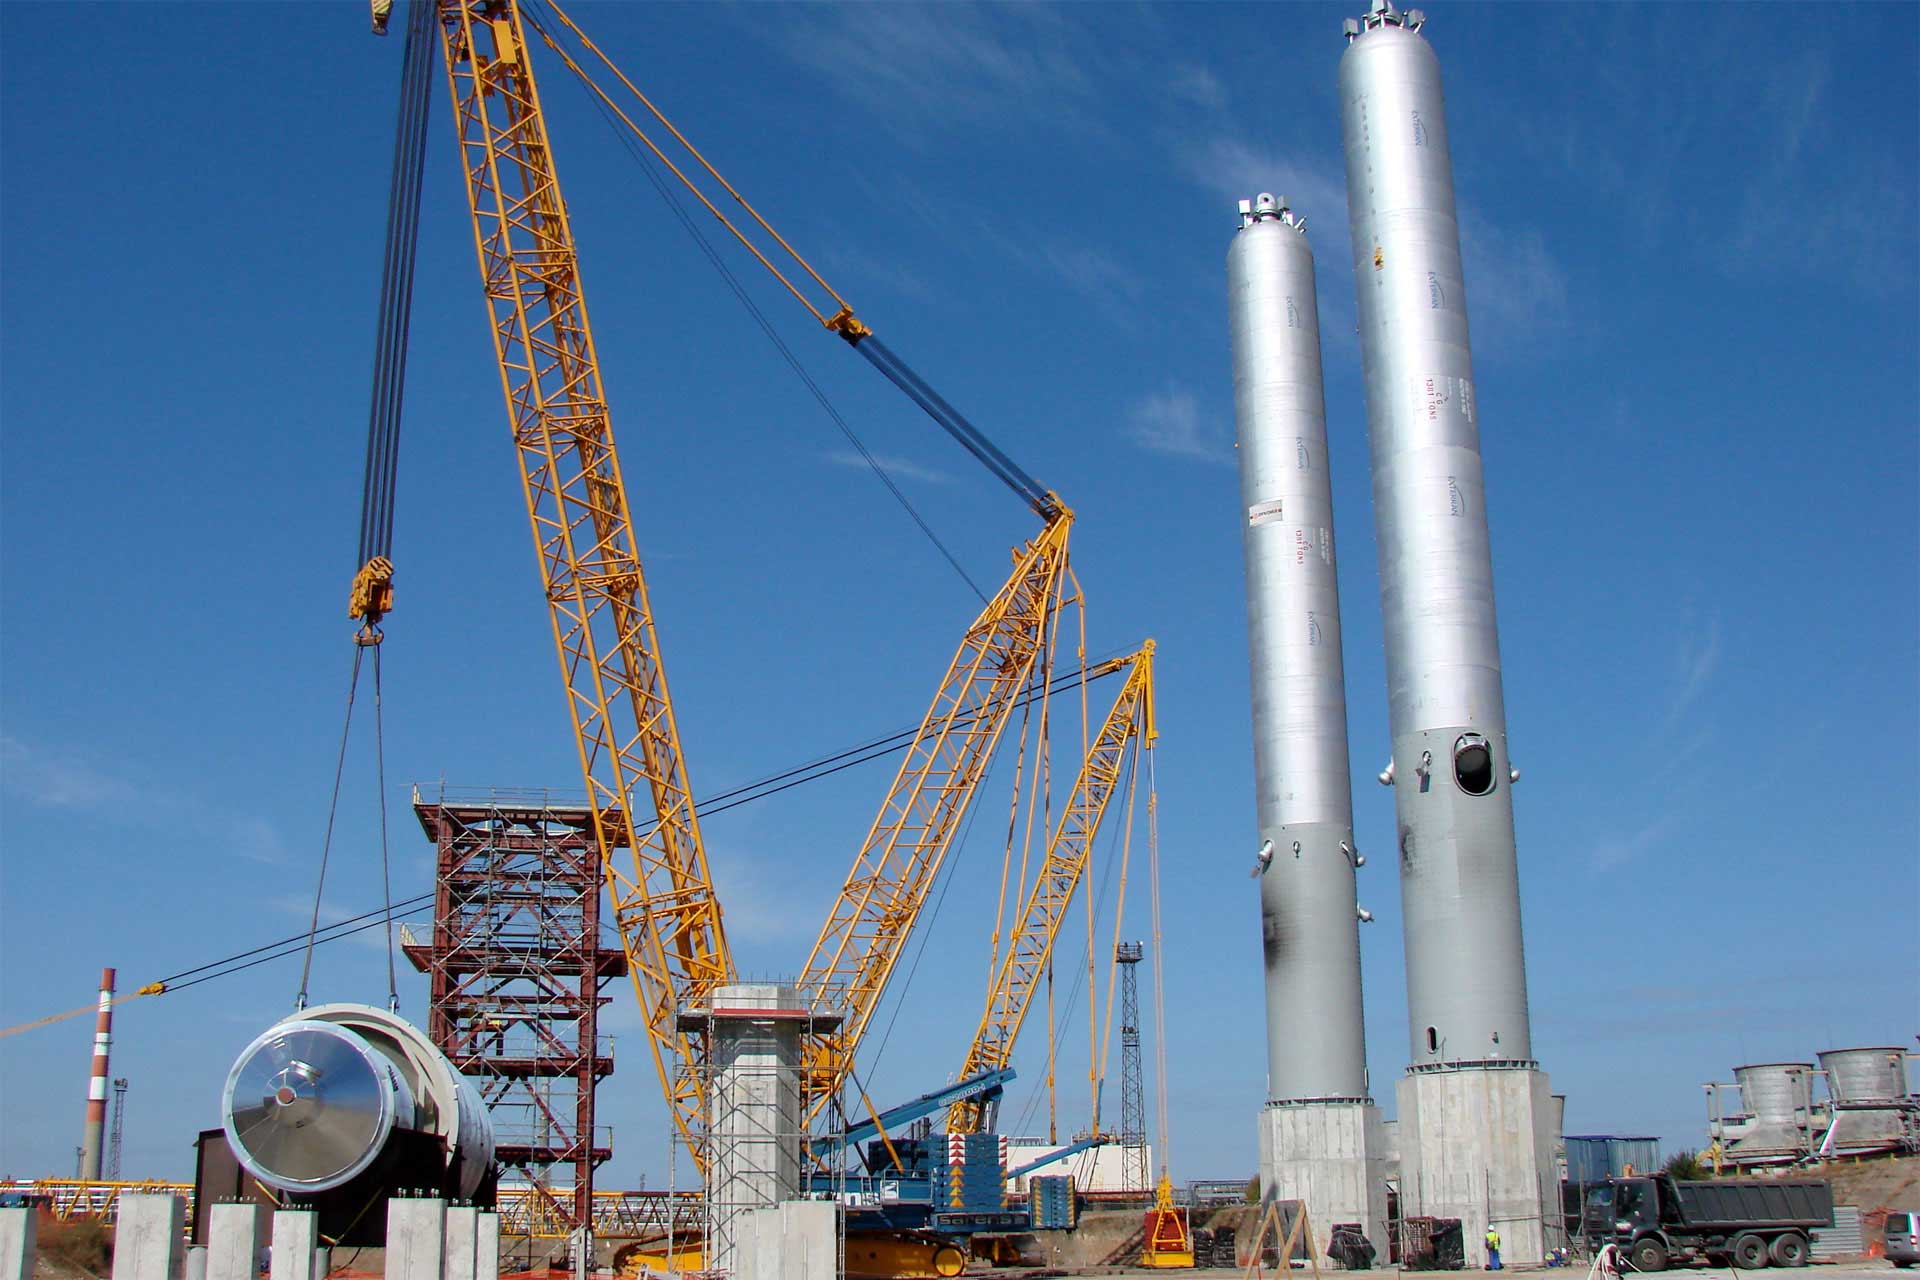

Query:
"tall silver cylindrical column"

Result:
[[1340, 0, 1531, 1068], [1228, 193, 1369, 1104], [1339, 4, 1553, 1265], [1230, 193, 1387, 1259]]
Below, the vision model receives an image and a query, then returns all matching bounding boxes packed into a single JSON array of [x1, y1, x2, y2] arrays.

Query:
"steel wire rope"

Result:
[[2, 669, 1114, 1029], [853, 754, 1008, 1092], [372, 644, 399, 1010], [357, 0, 434, 568], [518, 0, 987, 602], [3, 659, 1124, 1033], [1006, 733, 1143, 1137], [295, 646, 370, 1010]]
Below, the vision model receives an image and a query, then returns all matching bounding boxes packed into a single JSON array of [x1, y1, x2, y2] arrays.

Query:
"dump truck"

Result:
[[1580, 1174, 1832, 1271]]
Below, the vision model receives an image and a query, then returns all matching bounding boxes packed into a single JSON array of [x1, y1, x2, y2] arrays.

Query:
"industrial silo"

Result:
[[1818, 1047, 1915, 1157], [1726, 1063, 1817, 1166]]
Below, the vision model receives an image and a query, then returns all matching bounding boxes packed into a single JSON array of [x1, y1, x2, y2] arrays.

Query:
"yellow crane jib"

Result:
[[947, 642, 1156, 1134], [433, 0, 732, 1165], [795, 512, 1076, 1118]]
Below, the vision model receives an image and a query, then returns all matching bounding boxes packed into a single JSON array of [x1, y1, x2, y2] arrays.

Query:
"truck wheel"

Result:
[[1731, 1234, 1768, 1269], [1629, 1240, 1669, 1273], [1768, 1233, 1808, 1268]]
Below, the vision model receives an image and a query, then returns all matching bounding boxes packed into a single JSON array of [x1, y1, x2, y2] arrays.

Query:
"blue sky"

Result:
[[2, 1, 1914, 1189]]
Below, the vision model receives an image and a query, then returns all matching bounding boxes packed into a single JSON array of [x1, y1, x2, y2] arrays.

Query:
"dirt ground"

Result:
[[1007, 1265, 1911, 1279]]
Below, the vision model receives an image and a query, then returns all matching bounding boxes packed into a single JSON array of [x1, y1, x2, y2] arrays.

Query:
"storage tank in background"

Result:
[[1817, 1047, 1915, 1157], [1726, 1063, 1817, 1166]]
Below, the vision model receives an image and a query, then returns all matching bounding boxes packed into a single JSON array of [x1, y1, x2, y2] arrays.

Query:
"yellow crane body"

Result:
[[797, 511, 1074, 1114], [947, 641, 1156, 1134], [434, 0, 731, 1158]]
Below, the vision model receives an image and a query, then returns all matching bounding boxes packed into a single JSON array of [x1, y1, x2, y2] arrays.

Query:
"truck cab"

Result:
[[1583, 1176, 1661, 1257]]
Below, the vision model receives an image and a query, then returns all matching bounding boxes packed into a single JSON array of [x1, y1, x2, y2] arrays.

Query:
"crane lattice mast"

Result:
[[432, 0, 731, 1158], [946, 643, 1156, 1134]]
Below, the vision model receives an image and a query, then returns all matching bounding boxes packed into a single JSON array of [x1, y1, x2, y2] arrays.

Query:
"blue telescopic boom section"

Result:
[[812, 1067, 1018, 1156], [1006, 1133, 1111, 1181], [851, 336, 1062, 520]]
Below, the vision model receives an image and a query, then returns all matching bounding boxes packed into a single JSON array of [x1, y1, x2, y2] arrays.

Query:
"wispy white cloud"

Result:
[[1125, 385, 1231, 465], [1168, 64, 1226, 111], [1458, 208, 1570, 354], [819, 245, 936, 305], [1587, 611, 1722, 872], [1, 734, 290, 865], [1719, 50, 1911, 297], [768, 5, 1102, 140], [709, 846, 826, 946], [1005, 239, 1141, 302], [824, 450, 952, 485], [1663, 615, 1723, 734], [1591, 816, 1673, 872], [1181, 138, 1347, 227]]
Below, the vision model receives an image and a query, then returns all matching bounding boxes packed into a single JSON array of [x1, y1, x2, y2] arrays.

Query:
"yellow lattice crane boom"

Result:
[[947, 641, 1157, 1135], [431, 0, 730, 1156], [424, 0, 1087, 1164], [794, 511, 1074, 1116]]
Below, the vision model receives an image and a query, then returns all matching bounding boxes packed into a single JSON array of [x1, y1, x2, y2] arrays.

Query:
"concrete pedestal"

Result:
[[1258, 1100, 1388, 1257], [475, 1214, 501, 1280], [206, 1204, 263, 1280], [444, 1207, 479, 1280], [113, 1194, 187, 1280], [384, 1199, 447, 1280], [1396, 1065, 1556, 1267], [270, 1210, 321, 1280], [1, 1207, 36, 1280], [734, 1202, 838, 1280]]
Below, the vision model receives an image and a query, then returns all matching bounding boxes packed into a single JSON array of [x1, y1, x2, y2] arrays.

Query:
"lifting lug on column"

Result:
[[1249, 838, 1275, 878]]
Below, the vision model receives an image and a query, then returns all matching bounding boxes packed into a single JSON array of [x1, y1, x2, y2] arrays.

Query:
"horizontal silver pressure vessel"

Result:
[[1229, 193, 1370, 1102], [1340, 0, 1533, 1066], [221, 1003, 495, 1200]]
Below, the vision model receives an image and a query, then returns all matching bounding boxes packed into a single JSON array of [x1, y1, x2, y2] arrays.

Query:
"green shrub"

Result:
[[1663, 1150, 1706, 1181]]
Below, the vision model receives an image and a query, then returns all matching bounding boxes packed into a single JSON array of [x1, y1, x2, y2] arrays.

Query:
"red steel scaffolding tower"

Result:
[[404, 789, 626, 1230]]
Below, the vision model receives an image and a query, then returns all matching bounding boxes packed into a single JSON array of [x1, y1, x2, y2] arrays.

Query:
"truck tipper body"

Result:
[[1580, 1174, 1832, 1271]]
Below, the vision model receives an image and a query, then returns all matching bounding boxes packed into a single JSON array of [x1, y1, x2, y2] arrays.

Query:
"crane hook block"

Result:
[[349, 556, 395, 624]]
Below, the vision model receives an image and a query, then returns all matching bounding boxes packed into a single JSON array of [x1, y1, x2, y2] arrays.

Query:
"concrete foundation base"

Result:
[[384, 1199, 447, 1280], [1396, 1065, 1556, 1267], [269, 1210, 320, 1280], [443, 1207, 479, 1280], [475, 1214, 501, 1280], [1, 1207, 36, 1280], [113, 1193, 186, 1280], [734, 1202, 838, 1280], [1258, 1100, 1388, 1258], [206, 1204, 263, 1280]]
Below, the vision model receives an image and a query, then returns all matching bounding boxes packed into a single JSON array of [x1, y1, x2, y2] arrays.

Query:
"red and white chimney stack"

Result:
[[79, 967, 114, 1181]]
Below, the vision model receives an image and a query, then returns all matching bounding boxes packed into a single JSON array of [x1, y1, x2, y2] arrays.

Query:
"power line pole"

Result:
[[1116, 941, 1148, 1193], [108, 1079, 129, 1180]]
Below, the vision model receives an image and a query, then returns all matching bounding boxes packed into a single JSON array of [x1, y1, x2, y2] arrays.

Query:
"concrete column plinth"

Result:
[[443, 1207, 479, 1280], [1397, 1066, 1556, 1267], [474, 1214, 500, 1280], [1258, 1099, 1388, 1258], [112, 1193, 187, 1280], [0, 1207, 37, 1280], [384, 1199, 446, 1280], [270, 1210, 321, 1280], [205, 1204, 263, 1280]]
